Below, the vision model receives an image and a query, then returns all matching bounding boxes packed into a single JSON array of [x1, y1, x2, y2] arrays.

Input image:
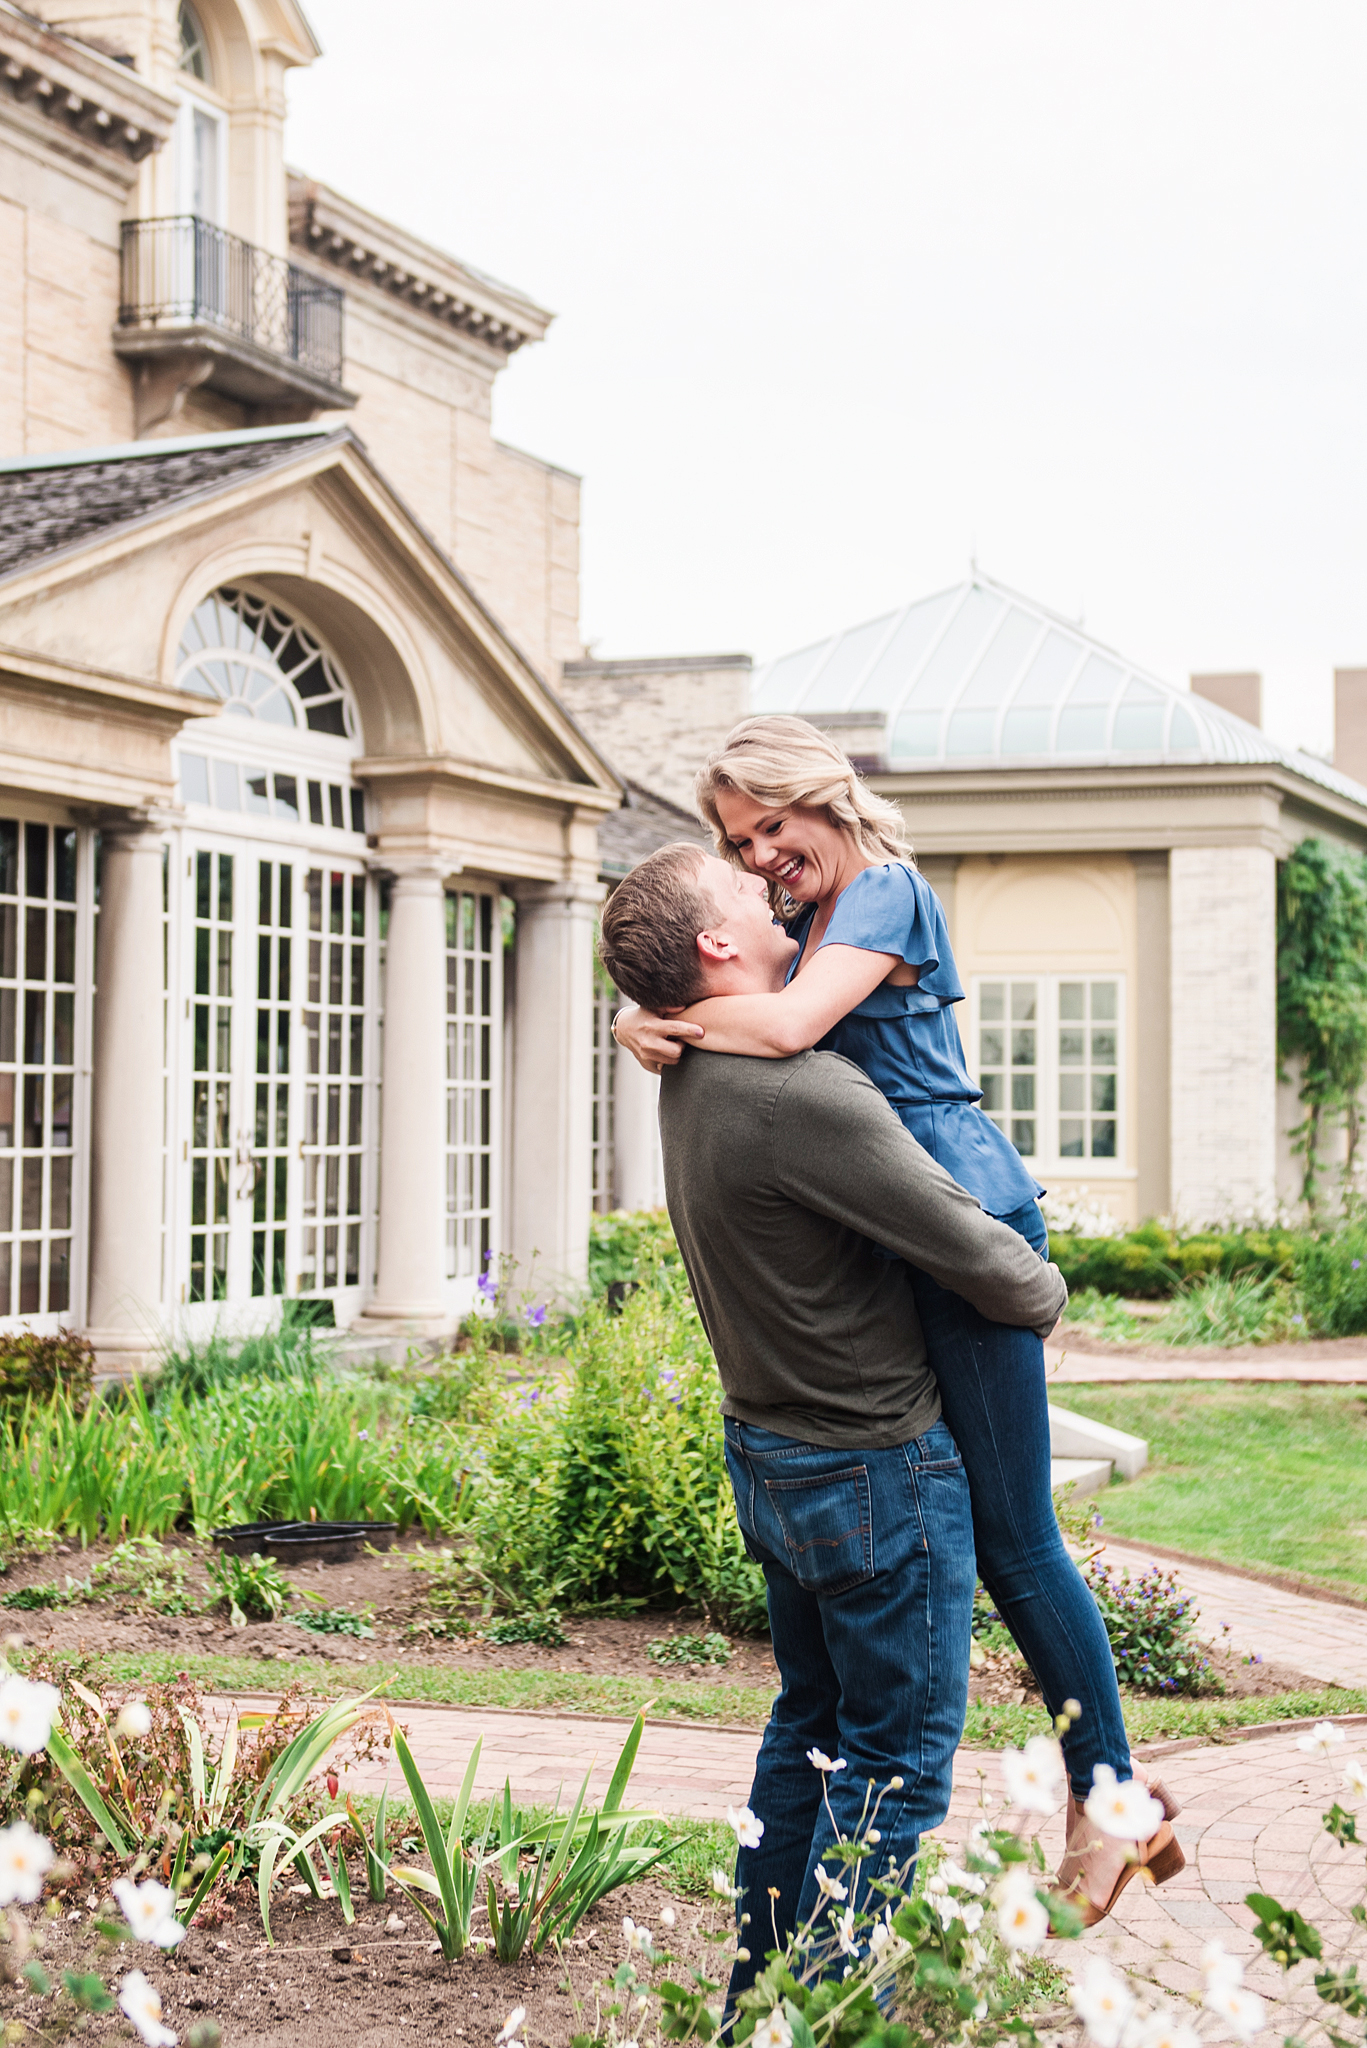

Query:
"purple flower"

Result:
[[524, 1303, 547, 1329], [1354, 1260, 1362, 1271], [477, 1271, 498, 1301]]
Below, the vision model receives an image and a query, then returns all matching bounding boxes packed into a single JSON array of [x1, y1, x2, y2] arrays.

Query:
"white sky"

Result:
[[286, 2, 1367, 758]]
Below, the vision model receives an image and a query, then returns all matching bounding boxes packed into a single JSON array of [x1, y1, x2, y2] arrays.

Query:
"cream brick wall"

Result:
[[557, 658, 752, 811], [1169, 842, 1278, 1223]]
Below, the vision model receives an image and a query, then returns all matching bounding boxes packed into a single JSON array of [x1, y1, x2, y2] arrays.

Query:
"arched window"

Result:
[[178, 0, 211, 81], [175, 587, 358, 739]]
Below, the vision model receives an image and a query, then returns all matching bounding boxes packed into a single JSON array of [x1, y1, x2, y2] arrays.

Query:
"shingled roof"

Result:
[[0, 424, 344, 582], [598, 779, 708, 879]]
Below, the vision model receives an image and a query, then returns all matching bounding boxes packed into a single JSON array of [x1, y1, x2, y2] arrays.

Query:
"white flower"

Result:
[[1136, 2008, 1202, 2048], [942, 1858, 986, 1896], [994, 1869, 1049, 1953], [727, 1804, 764, 1850], [1203, 1981, 1266, 2042], [752, 2012, 793, 2048], [1069, 1959, 1136, 2048], [805, 1748, 846, 1773], [115, 1700, 153, 1740], [963, 1935, 988, 1974], [835, 1906, 859, 1957], [967, 1819, 1002, 1867], [621, 1915, 653, 1955], [118, 1971, 177, 2048], [1342, 1758, 1367, 1799], [0, 1674, 59, 1756], [659, 1906, 676, 1928], [112, 1877, 186, 1950], [1084, 1764, 1164, 1843], [495, 2009, 525, 2045], [931, 1890, 960, 1930], [814, 1864, 848, 1902], [0, 1820, 54, 1906], [1200, 1941, 1244, 1992], [959, 1901, 984, 1934], [1000, 1736, 1066, 1815], [869, 1920, 893, 1956], [709, 1866, 738, 1898], [1296, 1720, 1345, 1759]]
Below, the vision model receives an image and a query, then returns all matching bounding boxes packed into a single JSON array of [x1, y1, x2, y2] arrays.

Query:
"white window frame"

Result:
[[443, 883, 502, 1309], [173, 89, 228, 225], [969, 973, 1128, 1179]]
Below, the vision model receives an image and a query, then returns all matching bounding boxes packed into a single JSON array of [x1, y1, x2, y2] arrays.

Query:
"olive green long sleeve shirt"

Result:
[[659, 1047, 1068, 1448]]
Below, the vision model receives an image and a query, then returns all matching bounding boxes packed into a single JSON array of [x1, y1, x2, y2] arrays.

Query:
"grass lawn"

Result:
[[1054, 1383, 1367, 1596], [83, 1648, 1367, 1751]]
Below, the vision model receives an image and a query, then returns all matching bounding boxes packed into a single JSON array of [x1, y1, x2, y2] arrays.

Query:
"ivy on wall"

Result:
[[1277, 837, 1367, 1213]]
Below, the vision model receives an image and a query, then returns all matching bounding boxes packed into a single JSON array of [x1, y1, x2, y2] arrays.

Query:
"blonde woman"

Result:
[[613, 714, 1182, 1923]]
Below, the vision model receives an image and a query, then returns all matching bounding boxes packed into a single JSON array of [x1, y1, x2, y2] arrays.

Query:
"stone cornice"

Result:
[[0, 0, 175, 164], [287, 173, 551, 357], [354, 753, 620, 816]]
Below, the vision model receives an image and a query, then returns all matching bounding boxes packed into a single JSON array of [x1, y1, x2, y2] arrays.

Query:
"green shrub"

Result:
[[0, 1332, 93, 1417], [1084, 1559, 1220, 1695], [1155, 1272, 1306, 1347], [465, 1274, 768, 1633], [1050, 1222, 1301, 1299], [587, 1209, 681, 1294], [1295, 1224, 1367, 1335]]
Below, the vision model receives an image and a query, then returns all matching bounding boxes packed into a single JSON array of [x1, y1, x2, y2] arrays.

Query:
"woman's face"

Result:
[[713, 789, 857, 905]]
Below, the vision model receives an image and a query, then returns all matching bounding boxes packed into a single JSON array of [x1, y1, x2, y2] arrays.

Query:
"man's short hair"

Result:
[[598, 843, 720, 1011]]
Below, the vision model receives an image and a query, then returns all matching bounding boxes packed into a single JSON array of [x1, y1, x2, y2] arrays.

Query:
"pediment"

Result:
[[0, 427, 619, 805]]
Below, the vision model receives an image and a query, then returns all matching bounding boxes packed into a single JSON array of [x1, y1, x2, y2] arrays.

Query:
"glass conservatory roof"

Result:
[[751, 574, 1366, 805]]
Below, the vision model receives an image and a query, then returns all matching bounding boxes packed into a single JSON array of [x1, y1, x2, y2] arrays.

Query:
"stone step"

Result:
[[1050, 1453, 1114, 1497]]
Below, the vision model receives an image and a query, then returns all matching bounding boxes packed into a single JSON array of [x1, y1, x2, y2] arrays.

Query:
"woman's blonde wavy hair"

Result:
[[695, 715, 913, 914]]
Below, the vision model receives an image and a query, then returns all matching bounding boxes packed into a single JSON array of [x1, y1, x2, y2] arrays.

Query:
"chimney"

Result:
[[1190, 672, 1261, 728], [1335, 669, 1367, 786]]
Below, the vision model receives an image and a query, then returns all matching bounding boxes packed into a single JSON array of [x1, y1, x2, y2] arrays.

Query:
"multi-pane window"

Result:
[[975, 976, 1122, 1167], [300, 869, 367, 1293], [1058, 981, 1118, 1159], [253, 861, 292, 1297], [977, 981, 1038, 1159], [444, 888, 497, 1281], [0, 824, 78, 1316], [189, 849, 233, 1303]]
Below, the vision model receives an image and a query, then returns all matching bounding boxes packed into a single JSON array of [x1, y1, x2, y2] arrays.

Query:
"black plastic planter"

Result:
[[211, 1519, 398, 1564]]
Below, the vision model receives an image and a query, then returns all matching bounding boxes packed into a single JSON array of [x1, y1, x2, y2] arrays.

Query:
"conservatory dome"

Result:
[[751, 573, 1366, 806]]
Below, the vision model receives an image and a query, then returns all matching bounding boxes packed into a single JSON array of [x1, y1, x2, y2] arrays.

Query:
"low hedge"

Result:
[[0, 1331, 94, 1417], [1049, 1221, 1301, 1299]]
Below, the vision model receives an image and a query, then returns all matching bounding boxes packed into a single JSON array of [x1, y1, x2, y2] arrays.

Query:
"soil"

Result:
[[0, 1534, 1323, 1708], [0, 1870, 726, 2047]]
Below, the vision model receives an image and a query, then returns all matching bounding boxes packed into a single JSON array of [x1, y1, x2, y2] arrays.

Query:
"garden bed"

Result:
[[0, 1872, 717, 2047]]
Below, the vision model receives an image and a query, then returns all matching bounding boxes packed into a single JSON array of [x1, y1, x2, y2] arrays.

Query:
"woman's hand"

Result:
[[612, 1005, 705, 1075]]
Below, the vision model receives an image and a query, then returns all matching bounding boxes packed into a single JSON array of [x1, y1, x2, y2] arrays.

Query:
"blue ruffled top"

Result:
[[787, 861, 1043, 1217]]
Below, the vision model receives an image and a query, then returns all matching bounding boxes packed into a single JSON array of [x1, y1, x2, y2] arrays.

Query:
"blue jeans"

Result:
[[722, 1416, 974, 2008], [908, 1198, 1130, 1797]]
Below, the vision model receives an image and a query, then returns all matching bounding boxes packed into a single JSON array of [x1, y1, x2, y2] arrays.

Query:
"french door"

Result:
[[172, 834, 376, 1321]]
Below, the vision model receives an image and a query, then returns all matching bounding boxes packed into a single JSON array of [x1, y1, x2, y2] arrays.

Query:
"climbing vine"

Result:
[[1277, 837, 1367, 1214]]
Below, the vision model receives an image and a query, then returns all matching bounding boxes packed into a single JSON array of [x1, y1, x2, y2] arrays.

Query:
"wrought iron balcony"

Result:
[[115, 215, 357, 430]]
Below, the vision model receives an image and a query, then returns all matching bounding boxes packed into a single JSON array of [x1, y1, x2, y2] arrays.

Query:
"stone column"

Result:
[[364, 866, 449, 1326], [86, 823, 166, 1364], [613, 1040, 664, 1212], [1168, 842, 1277, 1224], [509, 883, 603, 1295]]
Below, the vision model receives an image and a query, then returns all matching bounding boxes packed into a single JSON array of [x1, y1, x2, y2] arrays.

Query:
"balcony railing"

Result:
[[118, 215, 345, 388]]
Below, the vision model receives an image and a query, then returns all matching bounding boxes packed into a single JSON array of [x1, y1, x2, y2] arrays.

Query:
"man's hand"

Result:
[[613, 1005, 705, 1076]]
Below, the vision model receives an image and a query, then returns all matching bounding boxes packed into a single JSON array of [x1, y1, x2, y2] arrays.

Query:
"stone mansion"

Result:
[[3, 0, 1366, 1369]]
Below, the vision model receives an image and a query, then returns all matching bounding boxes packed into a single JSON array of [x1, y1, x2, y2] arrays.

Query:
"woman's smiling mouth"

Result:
[[775, 854, 805, 884]]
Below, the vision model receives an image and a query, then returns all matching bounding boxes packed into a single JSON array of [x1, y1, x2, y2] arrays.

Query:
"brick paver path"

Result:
[[218, 1691, 1366, 2039]]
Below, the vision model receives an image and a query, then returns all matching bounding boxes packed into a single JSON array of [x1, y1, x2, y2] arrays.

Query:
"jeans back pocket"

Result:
[[762, 1466, 873, 1594]]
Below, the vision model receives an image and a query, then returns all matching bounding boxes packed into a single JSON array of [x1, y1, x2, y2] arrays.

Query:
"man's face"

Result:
[[696, 854, 799, 992]]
